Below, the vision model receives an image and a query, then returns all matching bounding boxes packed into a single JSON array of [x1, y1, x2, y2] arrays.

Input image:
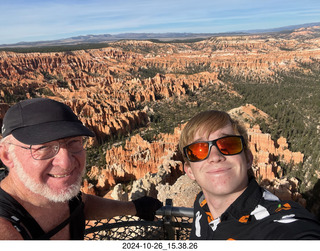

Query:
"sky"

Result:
[[0, 0, 320, 45]]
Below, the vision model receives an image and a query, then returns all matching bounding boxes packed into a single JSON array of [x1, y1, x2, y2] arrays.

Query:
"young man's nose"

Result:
[[207, 145, 225, 162]]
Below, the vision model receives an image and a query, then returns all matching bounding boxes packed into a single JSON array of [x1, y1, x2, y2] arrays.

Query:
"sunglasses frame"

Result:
[[183, 135, 245, 162]]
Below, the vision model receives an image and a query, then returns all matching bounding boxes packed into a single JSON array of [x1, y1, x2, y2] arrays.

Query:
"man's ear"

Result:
[[0, 144, 14, 169], [184, 162, 196, 181]]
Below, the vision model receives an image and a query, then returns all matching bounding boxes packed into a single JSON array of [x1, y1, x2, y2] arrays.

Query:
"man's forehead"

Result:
[[36, 136, 83, 144], [13, 135, 82, 145]]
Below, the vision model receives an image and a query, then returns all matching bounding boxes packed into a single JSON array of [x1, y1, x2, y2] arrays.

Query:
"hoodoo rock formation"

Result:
[[86, 126, 184, 194], [1, 26, 319, 209], [84, 104, 305, 208]]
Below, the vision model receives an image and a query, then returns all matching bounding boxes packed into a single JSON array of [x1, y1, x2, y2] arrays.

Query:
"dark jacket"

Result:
[[190, 178, 320, 240], [0, 187, 85, 240]]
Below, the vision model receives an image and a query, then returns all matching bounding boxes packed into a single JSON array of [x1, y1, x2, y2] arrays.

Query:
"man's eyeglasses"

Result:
[[8, 137, 88, 160], [183, 135, 245, 162]]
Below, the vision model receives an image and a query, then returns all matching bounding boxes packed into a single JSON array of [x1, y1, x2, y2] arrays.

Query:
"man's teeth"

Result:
[[49, 174, 69, 178]]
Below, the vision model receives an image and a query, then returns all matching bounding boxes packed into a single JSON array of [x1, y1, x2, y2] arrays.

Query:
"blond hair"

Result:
[[179, 110, 249, 162]]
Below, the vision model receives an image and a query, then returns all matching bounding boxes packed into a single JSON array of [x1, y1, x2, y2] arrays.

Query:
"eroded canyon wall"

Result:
[[1, 26, 320, 208]]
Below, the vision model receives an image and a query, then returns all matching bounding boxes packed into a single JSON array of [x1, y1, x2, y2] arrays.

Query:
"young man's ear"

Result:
[[184, 162, 196, 181], [245, 149, 253, 170]]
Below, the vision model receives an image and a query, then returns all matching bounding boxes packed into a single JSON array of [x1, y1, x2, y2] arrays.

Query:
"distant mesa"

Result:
[[1, 22, 319, 48]]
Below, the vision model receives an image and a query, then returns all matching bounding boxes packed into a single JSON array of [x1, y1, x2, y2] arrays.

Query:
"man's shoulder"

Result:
[[194, 191, 204, 203], [0, 186, 38, 239], [257, 212, 320, 239], [253, 198, 320, 239], [260, 195, 314, 218], [0, 217, 23, 240], [0, 185, 23, 217]]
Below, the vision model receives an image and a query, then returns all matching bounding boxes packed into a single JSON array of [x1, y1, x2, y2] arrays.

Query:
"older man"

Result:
[[179, 110, 320, 240], [0, 98, 162, 240]]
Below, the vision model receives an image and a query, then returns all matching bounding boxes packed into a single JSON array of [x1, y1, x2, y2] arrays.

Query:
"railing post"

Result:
[[163, 199, 175, 240]]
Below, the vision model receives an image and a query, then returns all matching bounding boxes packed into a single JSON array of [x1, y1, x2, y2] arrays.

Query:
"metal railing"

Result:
[[84, 199, 194, 240]]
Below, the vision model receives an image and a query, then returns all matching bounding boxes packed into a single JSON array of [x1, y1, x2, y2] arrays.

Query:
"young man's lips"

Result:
[[207, 168, 231, 174]]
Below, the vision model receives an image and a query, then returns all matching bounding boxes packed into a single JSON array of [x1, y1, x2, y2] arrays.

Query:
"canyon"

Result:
[[85, 104, 306, 208], [0, 26, 320, 212]]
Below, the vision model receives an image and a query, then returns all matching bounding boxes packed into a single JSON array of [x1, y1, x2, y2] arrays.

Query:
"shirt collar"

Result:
[[222, 178, 262, 221], [198, 178, 262, 223]]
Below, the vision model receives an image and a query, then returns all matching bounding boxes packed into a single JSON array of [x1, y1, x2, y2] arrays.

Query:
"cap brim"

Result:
[[11, 121, 95, 145]]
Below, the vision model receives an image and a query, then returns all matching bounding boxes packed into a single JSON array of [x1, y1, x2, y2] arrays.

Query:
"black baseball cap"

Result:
[[1, 98, 95, 145]]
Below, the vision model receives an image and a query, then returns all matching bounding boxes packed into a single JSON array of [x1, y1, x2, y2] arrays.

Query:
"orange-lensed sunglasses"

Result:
[[183, 135, 245, 162]]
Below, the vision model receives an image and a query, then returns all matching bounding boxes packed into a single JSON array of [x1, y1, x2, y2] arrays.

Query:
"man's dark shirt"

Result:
[[190, 178, 320, 240], [0, 187, 85, 239]]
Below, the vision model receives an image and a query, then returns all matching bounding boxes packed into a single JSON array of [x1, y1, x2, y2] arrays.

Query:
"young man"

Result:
[[0, 98, 162, 240], [179, 110, 320, 240]]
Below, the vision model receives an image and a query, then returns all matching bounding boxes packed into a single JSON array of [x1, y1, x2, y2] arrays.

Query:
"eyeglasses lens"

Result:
[[31, 137, 87, 160], [66, 138, 87, 153], [32, 144, 58, 160]]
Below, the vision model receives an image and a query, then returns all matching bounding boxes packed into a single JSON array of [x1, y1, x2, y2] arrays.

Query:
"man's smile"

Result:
[[48, 173, 71, 178]]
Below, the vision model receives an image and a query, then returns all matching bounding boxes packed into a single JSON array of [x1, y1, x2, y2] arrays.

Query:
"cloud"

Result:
[[0, 0, 319, 44]]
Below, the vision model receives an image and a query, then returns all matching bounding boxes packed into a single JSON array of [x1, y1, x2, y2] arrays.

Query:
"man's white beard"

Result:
[[10, 148, 85, 203]]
